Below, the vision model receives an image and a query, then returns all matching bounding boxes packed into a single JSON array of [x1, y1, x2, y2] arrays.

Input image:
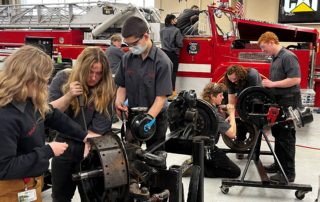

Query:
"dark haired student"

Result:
[[115, 16, 173, 151]]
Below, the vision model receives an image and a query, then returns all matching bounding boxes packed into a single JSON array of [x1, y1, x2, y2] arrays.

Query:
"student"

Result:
[[201, 82, 241, 178], [105, 34, 125, 74], [224, 64, 262, 159], [49, 47, 115, 201], [259, 31, 302, 183], [0, 45, 94, 201], [115, 16, 172, 151], [160, 14, 183, 99]]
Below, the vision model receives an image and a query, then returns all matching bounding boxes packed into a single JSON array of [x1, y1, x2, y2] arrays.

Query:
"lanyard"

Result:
[[23, 178, 31, 190]]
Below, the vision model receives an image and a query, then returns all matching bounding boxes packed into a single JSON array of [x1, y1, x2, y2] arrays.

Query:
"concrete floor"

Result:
[[42, 112, 320, 202]]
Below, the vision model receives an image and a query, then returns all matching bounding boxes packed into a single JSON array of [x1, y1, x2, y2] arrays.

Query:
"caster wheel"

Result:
[[295, 190, 305, 200], [220, 186, 229, 194]]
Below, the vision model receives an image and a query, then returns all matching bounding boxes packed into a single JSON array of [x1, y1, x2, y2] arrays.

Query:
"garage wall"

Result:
[[156, 0, 320, 31], [245, 0, 320, 31]]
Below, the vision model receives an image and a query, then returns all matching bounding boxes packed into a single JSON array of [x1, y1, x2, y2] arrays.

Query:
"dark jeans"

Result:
[[163, 50, 179, 90], [204, 147, 241, 178], [271, 93, 301, 177], [51, 136, 89, 202]]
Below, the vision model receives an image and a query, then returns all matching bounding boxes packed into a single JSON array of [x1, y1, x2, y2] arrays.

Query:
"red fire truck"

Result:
[[0, 2, 319, 106]]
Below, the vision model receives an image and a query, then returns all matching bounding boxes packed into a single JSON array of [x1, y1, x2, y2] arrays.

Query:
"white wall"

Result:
[[156, 0, 320, 31]]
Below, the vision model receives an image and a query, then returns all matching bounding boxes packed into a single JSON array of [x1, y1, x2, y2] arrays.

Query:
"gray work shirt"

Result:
[[212, 105, 231, 144], [105, 45, 125, 74], [160, 25, 184, 55], [115, 45, 173, 109], [270, 47, 301, 95], [228, 68, 262, 95], [49, 70, 112, 134]]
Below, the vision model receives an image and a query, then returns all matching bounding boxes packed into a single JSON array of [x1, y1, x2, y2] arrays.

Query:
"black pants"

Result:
[[271, 93, 302, 177], [204, 147, 241, 178], [51, 136, 89, 202], [163, 50, 179, 90]]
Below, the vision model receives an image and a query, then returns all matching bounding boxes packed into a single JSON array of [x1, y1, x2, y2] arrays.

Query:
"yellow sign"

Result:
[[284, 0, 318, 13]]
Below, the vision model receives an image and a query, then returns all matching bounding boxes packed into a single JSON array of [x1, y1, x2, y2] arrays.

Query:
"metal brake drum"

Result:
[[221, 86, 276, 151], [222, 118, 258, 151], [75, 132, 130, 201], [167, 90, 219, 140]]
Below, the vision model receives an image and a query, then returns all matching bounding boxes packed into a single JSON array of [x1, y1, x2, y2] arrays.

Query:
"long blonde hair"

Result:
[[63, 47, 115, 117], [0, 45, 53, 118]]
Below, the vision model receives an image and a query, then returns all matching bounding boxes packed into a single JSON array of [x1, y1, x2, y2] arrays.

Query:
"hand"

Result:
[[68, 81, 83, 98], [115, 101, 128, 120], [48, 142, 68, 156], [83, 132, 101, 143], [83, 142, 91, 158], [143, 114, 156, 133], [226, 104, 235, 115], [262, 79, 274, 88]]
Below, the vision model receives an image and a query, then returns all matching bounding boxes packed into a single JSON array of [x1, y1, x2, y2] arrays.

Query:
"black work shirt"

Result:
[[270, 48, 301, 95], [160, 25, 184, 55], [0, 99, 86, 180], [105, 45, 125, 74], [115, 45, 173, 109], [49, 70, 112, 135], [228, 68, 262, 95]]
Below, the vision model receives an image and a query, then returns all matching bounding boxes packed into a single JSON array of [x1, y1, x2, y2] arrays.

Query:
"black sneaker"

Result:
[[269, 173, 295, 183], [264, 163, 279, 173]]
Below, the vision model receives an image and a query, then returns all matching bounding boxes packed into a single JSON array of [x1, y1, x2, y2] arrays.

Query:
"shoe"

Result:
[[264, 163, 279, 173], [182, 158, 192, 177], [236, 153, 244, 160], [269, 173, 295, 183]]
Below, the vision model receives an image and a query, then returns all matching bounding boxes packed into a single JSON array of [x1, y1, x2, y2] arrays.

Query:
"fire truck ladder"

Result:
[[0, 1, 161, 32]]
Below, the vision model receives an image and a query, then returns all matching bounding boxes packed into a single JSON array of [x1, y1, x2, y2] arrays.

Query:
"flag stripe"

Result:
[[236, 0, 244, 18]]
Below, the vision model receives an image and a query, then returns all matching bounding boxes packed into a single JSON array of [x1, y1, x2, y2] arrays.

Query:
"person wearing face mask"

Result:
[[160, 14, 183, 100], [115, 16, 172, 151]]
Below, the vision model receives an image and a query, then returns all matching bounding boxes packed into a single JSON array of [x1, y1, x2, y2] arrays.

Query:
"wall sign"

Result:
[[278, 0, 320, 23]]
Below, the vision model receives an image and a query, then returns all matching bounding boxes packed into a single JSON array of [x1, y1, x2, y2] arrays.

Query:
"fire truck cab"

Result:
[[176, 4, 319, 107]]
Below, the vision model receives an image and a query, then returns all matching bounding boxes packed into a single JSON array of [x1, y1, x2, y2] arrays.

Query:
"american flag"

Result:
[[236, 0, 244, 18]]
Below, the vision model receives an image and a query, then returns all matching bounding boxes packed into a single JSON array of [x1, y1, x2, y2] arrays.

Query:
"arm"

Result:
[[262, 77, 301, 88], [228, 93, 236, 105], [147, 96, 167, 118], [263, 53, 301, 88], [45, 107, 87, 141], [0, 116, 54, 179], [224, 104, 237, 139], [115, 86, 127, 118], [50, 81, 83, 112]]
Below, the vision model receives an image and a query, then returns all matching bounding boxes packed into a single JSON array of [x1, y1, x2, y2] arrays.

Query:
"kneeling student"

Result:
[[201, 82, 241, 178]]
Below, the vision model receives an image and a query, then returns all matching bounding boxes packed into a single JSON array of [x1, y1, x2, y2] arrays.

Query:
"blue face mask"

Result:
[[129, 43, 148, 55]]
